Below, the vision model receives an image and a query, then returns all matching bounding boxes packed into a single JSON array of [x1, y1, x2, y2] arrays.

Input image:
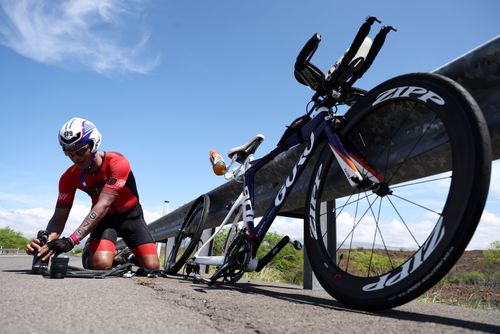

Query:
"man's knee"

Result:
[[90, 253, 114, 269], [137, 255, 160, 270], [131, 243, 160, 270]]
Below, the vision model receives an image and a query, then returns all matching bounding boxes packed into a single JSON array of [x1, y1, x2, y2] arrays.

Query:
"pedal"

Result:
[[290, 240, 303, 250]]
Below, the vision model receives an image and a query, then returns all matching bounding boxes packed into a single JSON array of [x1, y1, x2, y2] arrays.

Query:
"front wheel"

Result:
[[165, 194, 210, 274], [305, 73, 491, 310]]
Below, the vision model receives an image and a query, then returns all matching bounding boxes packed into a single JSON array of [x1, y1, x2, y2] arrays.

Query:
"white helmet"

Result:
[[59, 117, 102, 154]]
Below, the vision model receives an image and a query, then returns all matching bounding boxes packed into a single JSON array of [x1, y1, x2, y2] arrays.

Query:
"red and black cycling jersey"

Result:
[[56, 152, 139, 214]]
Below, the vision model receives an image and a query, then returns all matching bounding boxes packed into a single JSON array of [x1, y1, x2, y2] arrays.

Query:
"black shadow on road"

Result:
[[188, 280, 500, 334], [2, 269, 34, 274]]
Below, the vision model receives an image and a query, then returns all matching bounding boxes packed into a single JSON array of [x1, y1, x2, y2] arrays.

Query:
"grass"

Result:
[[418, 284, 499, 311]]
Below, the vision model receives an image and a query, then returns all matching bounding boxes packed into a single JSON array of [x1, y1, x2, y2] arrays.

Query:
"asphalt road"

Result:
[[1, 255, 499, 334]]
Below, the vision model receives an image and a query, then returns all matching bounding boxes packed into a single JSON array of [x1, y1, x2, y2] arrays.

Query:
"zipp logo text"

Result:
[[373, 86, 445, 106]]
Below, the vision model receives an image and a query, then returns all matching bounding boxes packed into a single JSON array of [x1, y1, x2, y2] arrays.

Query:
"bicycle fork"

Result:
[[323, 119, 383, 186]]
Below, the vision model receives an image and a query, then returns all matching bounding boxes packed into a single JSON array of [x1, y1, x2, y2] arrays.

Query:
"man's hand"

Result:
[[25, 238, 42, 255], [46, 237, 74, 257]]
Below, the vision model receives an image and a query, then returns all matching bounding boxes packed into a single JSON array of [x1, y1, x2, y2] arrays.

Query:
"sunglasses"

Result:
[[63, 144, 90, 157]]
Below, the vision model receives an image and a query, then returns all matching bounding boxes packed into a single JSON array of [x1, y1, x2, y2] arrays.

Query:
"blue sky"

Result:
[[0, 0, 498, 249]]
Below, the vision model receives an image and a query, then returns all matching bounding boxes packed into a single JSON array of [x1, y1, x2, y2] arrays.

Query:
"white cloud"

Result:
[[267, 216, 304, 242], [465, 161, 500, 249], [0, 203, 163, 243], [0, 204, 88, 240], [143, 208, 162, 225], [487, 160, 500, 202], [466, 209, 500, 250], [0, 0, 159, 74]]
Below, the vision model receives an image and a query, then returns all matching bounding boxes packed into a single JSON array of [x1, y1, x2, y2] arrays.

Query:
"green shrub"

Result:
[[347, 250, 403, 276], [478, 241, 500, 265], [212, 229, 304, 285], [0, 227, 30, 249], [444, 271, 486, 285]]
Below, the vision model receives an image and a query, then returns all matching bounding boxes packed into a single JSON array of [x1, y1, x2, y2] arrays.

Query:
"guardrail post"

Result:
[[198, 228, 215, 274], [156, 242, 165, 269], [163, 237, 175, 270], [304, 200, 336, 289]]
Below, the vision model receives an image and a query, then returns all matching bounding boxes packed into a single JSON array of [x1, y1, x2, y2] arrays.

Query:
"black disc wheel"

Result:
[[165, 194, 210, 274], [305, 73, 491, 310]]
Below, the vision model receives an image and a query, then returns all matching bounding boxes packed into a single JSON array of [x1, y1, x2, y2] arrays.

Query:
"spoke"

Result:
[[390, 193, 442, 216], [374, 198, 395, 271], [335, 193, 356, 217], [387, 196, 421, 247], [387, 115, 439, 185], [345, 192, 361, 272], [380, 103, 415, 180], [319, 190, 377, 244], [391, 175, 451, 189], [367, 196, 381, 277], [352, 103, 414, 182], [318, 191, 378, 220], [336, 192, 379, 252], [363, 195, 395, 276]]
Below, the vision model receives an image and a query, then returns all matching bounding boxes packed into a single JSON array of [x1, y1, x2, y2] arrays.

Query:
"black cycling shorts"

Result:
[[89, 204, 155, 249]]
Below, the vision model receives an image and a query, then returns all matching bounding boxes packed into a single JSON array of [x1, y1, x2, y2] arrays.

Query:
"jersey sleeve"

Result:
[[102, 154, 130, 196], [56, 170, 76, 209]]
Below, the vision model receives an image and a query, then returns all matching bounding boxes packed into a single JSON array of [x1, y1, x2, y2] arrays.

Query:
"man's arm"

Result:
[[46, 207, 71, 241], [25, 207, 70, 255], [39, 191, 117, 260], [72, 191, 117, 242]]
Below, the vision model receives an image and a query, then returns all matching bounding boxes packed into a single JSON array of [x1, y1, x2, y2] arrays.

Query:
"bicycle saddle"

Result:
[[228, 134, 265, 164]]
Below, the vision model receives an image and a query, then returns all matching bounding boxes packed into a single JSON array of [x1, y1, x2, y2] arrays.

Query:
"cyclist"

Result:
[[25, 117, 160, 270]]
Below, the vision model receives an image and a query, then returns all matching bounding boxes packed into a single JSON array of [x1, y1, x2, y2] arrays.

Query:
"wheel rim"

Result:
[[313, 99, 460, 280], [167, 205, 203, 270]]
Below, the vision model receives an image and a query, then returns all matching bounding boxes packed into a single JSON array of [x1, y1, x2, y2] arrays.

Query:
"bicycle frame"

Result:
[[249, 107, 384, 255], [192, 107, 381, 270], [193, 191, 246, 266]]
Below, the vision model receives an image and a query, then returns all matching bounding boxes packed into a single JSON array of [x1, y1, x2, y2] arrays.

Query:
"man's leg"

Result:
[[119, 205, 160, 270], [88, 239, 116, 269], [130, 243, 160, 270], [86, 213, 118, 269]]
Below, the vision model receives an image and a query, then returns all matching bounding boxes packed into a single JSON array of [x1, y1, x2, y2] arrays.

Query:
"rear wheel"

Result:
[[165, 194, 210, 274], [305, 73, 491, 310]]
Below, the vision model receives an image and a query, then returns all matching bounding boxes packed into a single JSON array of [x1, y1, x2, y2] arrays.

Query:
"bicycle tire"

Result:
[[305, 73, 491, 310], [164, 194, 210, 274]]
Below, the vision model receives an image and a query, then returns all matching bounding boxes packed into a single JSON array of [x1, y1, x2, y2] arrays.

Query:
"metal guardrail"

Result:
[[118, 35, 500, 250], [0, 248, 26, 255]]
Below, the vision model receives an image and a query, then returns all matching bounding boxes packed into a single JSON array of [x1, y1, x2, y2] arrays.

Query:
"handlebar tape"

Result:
[[336, 16, 380, 71], [295, 33, 321, 70], [348, 25, 397, 85]]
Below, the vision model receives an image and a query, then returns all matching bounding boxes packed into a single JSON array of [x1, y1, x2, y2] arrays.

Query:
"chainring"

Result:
[[213, 232, 252, 285]]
